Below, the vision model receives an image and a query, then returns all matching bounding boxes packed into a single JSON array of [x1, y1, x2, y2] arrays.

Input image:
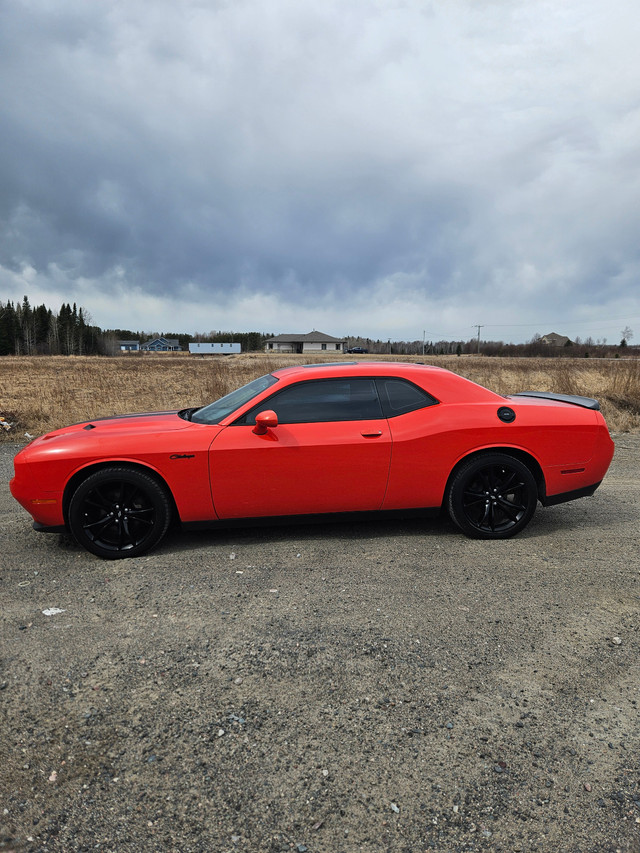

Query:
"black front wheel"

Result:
[[447, 453, 538, 539], [68, 467, 172, 559]]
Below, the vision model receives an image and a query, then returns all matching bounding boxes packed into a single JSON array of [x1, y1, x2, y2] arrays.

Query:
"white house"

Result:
[[189, 342, 241, 355], [264, 331, 346, 354]]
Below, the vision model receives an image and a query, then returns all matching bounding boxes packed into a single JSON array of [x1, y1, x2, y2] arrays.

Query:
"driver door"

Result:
[[208, 377, 392, 519]]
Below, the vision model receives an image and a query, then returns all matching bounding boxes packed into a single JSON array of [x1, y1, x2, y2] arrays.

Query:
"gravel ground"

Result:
[[1, 437, 639, 853]]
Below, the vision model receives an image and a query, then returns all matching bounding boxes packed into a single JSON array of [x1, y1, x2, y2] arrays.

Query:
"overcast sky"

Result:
[[2, 0, 640, 344]]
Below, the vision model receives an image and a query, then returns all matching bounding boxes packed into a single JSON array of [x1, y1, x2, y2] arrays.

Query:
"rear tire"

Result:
[[68, 467, 172, 559], [447, 453, 537, 539]]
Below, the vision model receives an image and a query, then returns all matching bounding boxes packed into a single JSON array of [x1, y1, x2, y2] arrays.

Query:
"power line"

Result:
[[483, 315, 640, 329], [420, 315, 639, 342]]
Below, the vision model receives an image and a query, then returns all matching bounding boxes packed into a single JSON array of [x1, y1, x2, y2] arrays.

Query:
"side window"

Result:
[[376, 378, 438, 417], [238, 378, 384, 424]]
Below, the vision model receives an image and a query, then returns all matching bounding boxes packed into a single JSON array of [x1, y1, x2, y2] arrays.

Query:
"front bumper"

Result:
[[10, 469, 65, 528]]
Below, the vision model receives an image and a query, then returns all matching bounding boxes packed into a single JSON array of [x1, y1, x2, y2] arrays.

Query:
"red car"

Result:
[[10, 362, 614, 559]]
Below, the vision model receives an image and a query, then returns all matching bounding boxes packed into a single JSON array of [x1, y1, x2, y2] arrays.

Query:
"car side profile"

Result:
[[10, 362, 614, 559]]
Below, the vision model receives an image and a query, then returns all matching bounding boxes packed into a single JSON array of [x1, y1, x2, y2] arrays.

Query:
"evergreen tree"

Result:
[[0, 301, 18, 355]]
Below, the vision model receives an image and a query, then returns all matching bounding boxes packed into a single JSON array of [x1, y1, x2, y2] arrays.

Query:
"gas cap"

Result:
[[497, 406, 516, 423]]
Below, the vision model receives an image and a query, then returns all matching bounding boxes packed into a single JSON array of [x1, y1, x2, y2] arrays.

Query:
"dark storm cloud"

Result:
[[1, 0, 640, 340]]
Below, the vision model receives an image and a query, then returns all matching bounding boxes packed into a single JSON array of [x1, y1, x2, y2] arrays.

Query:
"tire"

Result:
[[447, 453, 538, 539], [68, 467, 172, 559]]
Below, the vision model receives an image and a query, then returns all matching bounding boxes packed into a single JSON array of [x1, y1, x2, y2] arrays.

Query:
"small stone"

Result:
[[218, 728, 225, 737], [584, 782, 592, 792], [390, 802, 400, 813], [234, 677, 243, 685], [612, 636, 622, 645]]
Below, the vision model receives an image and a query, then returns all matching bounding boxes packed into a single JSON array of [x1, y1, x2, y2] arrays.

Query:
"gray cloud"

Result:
[[1, 0, 640, 342]]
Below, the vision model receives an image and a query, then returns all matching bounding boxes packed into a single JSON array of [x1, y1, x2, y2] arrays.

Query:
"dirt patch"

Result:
[[1, 437, 639, 852]]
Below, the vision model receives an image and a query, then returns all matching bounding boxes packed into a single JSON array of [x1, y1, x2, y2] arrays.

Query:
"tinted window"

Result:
[[191, 374, 278, 424], [376, 378, 438, 417], [239, 378, 384, 424]]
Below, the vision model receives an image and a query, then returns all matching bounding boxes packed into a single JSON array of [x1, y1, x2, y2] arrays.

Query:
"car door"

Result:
[[208, 377, 392, 519]]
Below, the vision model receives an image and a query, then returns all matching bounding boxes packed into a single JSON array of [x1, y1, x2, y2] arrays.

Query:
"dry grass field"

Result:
[[1, 352, 639, 438]]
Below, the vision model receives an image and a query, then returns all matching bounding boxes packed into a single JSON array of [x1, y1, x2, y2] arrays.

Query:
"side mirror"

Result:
[[253, 410, 278, 435]]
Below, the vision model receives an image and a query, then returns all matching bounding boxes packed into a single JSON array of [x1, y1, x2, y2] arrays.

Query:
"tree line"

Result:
[[0, 296, 272, 356], [1, 294, 635, 357], [0, 297, 102, 356]]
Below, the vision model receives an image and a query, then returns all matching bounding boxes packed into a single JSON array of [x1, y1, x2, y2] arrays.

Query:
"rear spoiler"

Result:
[[511, 391, 600, 411]]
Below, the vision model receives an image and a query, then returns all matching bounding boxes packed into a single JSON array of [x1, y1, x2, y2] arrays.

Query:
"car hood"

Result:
[[26, 411, 193, 448]]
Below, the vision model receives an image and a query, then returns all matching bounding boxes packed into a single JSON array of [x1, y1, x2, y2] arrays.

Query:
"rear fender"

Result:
[[444, 447, 545, 506]]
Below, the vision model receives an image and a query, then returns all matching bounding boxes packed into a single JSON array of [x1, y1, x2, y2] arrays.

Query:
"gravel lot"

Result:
[[1, 437, 639, 853]]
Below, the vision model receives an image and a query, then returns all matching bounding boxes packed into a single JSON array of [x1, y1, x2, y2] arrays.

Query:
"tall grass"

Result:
[[1, 353, 639, 439]]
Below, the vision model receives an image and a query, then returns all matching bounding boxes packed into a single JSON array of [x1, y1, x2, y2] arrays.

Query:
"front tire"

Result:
[[68, 467, 172, 559], [447, 453, 538, 539]]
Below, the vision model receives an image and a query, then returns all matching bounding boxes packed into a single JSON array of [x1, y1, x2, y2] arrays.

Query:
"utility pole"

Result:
[[474, 325, 483, 354], [422, 330, 425, 356]]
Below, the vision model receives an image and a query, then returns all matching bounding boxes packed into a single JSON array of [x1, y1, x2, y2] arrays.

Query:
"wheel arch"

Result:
[[62, 461, 179, 525], [443, 447, 545, 506]]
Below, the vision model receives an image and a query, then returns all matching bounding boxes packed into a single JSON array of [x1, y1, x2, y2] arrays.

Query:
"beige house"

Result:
[[264, 331, 346, 354], [540, 332, 572, 347]]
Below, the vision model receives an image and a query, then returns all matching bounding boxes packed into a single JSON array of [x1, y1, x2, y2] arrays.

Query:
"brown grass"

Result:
[[1, 353, 639, 439]]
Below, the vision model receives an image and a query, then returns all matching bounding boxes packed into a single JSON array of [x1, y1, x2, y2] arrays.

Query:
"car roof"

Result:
[[269, 361, 503, 403], [272, 361, 447, 379]]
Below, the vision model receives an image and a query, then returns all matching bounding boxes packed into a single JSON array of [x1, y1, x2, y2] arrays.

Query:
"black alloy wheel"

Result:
[[447, 452, 538, 539], [68, 467, 172, 559]]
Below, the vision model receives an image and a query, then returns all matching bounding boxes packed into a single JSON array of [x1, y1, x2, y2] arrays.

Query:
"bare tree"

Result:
[[621, 326, 634, 347]]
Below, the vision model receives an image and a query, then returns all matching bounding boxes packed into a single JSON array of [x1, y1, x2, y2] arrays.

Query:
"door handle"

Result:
[[361, 430, 383, 437]]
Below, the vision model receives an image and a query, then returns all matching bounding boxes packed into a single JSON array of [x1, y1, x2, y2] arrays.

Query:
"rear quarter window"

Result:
[[376, 378, 438, 417]]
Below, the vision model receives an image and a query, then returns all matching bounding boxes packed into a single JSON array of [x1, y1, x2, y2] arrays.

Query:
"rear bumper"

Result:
[[541, 481, 602, 507]]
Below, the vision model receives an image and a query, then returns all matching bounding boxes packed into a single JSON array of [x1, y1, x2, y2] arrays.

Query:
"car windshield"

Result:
[[191, 373, 279, 425]]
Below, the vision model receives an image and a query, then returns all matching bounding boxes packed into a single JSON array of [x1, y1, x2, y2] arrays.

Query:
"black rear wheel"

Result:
[[68, 467, 172, 559], [447, 453, 538, 539]]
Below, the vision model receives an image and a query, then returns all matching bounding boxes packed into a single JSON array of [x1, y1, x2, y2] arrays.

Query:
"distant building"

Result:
[[264, 331, 346, 354], [189, 342, 241, 355], [118, 340, 140, 351], [141, 337, 182, 351], [540, 332, 572, 347]]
